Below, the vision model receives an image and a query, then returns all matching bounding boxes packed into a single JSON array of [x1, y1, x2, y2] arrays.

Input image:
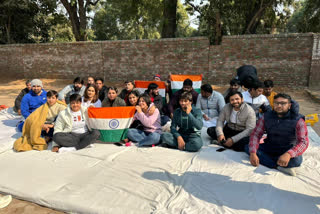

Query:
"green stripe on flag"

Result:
[[172, 88, 201, 94], [99, 128, 129, 142]]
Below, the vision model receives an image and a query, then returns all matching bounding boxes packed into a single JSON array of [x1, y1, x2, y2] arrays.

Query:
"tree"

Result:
[[0, 0, 38, 44], [161, 0, 178, 38], [185, 0, 295, 44], [92, 0, 163, 40], [0, 0, 58, 44], [60, 0, 100, 41], [287, 0, 320, 33]]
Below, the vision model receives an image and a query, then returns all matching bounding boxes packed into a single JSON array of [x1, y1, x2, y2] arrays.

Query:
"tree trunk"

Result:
[[161, 0, 177, 38], [5, 15, 11, 44], [214, 11, 222, 45], [242, 0, 273, 34], [60, 0, 87, 41]]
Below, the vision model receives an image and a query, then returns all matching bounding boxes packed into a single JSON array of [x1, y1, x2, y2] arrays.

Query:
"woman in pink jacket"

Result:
[[127, 94, 162, 146]]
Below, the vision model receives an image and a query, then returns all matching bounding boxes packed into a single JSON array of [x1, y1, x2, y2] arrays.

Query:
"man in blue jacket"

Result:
[[18, 79, 47, 132]]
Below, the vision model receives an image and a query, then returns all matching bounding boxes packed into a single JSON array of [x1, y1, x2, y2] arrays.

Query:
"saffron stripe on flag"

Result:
[[88, 118, 133, 130], [135, 81, 166, 89], [87, 107, 136, 142], [135, 80, 166, 103], [170, 74, 202, 82], [171, 74, 202, 94], [88, 106, 136, 119]]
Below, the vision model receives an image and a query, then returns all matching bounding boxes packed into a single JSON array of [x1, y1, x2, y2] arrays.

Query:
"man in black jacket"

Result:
[[13, 80, 31, 115]]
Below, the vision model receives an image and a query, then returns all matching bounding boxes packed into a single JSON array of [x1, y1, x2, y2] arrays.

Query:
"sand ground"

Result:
[[0, 79, 319, 213]]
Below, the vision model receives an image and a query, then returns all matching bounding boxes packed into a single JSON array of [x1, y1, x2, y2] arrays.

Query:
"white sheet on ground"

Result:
[[0, 108, 319, 214]]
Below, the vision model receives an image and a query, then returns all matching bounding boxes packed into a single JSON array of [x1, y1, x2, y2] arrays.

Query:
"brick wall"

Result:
[[310, 34, 320, 89], [0, 34, 319, 88], [209, 34, 314, 87]]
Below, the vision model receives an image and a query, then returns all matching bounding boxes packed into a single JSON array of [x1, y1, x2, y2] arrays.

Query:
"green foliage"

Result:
[[92, 0, 162, 40], [0, 0, 74, 44], [287, 0, 320, 33], [185, 0, 295, 44]]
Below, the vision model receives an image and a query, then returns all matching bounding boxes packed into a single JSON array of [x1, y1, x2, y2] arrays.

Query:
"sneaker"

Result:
[[277, 166, 296, 176], [58, 147, 76, 153], [0, 195, 12, 208], [125, 141, 132, 147]]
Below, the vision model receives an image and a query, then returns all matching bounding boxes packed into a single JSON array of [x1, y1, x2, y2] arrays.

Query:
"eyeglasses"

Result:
[[274, 102, 288, 106]]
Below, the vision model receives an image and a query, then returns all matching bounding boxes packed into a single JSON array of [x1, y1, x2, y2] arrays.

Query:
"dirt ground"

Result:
[[0, 79, 319, 214]]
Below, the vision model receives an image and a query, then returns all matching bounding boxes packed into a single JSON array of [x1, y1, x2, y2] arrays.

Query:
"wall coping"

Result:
[[2, 33, 319, 48], [223, 33, 316, 39], [0, 37, 209, 48]]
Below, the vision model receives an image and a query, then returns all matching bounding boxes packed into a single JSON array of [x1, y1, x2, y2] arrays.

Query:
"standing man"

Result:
[[95, 77, 108, 101], [207, 91, 256, 151], [242, 80, 270, 120], [14, 80, 31, 115], [263, 80, 277, 110], [246, 93, 309, 176], [19, 79, 47, 132], [196, 83, 225, 127], [162, 92, 203, 152], [167, 78, 198, 118], [58, 77, 86, 104]]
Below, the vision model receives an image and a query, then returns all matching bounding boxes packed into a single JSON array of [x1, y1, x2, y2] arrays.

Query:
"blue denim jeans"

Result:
[[127, 128, 161, 146], [245, 144, 303, 168]]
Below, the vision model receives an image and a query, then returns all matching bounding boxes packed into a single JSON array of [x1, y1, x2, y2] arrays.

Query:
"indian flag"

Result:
[[87, 107, 136, 142], [171, 74, 202, 94], [135, 80, 166, 103]]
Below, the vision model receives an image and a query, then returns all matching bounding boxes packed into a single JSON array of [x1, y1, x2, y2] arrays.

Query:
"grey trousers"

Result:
[[53, 130, 100, 150]]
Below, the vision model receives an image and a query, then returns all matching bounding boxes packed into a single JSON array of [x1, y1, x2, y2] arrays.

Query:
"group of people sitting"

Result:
[[12, 66, 309, 176]]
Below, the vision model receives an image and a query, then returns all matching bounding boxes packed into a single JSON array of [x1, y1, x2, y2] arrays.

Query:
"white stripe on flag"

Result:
[[88, 118, 133, 130], [171, 81, 202, 90], [136, 88, 166, 97]]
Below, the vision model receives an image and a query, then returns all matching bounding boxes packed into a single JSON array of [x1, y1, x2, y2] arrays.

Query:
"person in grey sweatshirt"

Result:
[[207, 91, 256, 151]]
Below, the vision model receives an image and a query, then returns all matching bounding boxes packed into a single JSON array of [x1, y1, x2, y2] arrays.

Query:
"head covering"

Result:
[[30, 79, 43, 88], [154, 74, 161, 80]]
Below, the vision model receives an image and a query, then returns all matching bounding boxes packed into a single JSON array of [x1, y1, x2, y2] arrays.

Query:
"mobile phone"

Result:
[[113, 142, 123, 146], [216, 148, 226, 152]]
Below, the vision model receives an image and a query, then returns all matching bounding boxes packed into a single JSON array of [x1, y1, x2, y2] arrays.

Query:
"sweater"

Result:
[[14, 87, 29, 112], [168, 89, 199, 115], [216, 102, 256, 143], [58, 84, 86, 104], [119, 88, 140, 105], [20, 90, 47, 119], [171, 105, 203, 138], [133, 104, 162, 133], [101, 97, 126, 107], [142, 91, 163, 112], [242, 90, 270, 119], [196, 91, 225, 119], [53, 105, 90, 135]]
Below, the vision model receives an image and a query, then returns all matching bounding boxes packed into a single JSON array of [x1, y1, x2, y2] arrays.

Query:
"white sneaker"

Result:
[[58, 147, 76, 153], [0, 195, 12, 208], [277, 166, 296, 176], [86, 144, 95, 148]]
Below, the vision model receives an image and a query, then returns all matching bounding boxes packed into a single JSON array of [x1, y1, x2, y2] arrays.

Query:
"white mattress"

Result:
[[0, 108, 319, 214]]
